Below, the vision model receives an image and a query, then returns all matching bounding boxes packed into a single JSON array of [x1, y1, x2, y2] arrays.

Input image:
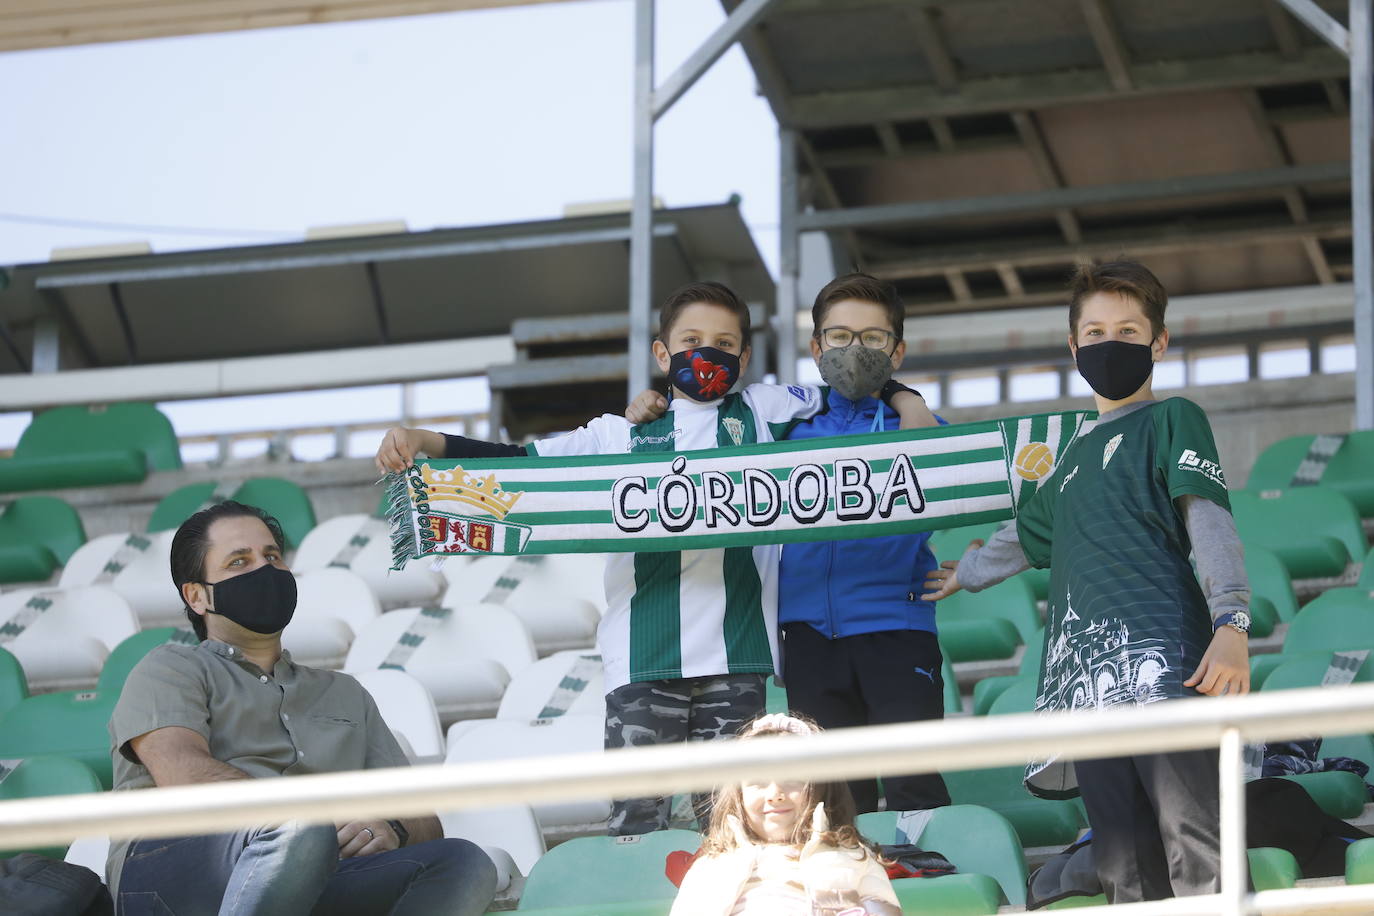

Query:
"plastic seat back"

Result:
[[349, 668, 444, 761], [1249, 431, 1374, 516], [0, 691, 119, 789], [1261, 652, 1374, 692], [233, 477, 316, 549], [497, 650, 606, 721], [518, 831, 702, 909], [1245, 546, 1298, 623], [0, 645, 29, 719], [98, 627, 191, 694], [14, 403, 181, 471], [936, 574, 1040, 642], [0, 496, 86, 565], [918, 804, 1030, 906], [1232, 488, 1367, 579], [0, 756, 104, 858], [1284, 588, 1374, 655], [292, 514, 444, 608]]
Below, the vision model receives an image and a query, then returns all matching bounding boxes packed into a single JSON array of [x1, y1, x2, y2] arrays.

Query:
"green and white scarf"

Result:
[[385, 410, 1095, 568]]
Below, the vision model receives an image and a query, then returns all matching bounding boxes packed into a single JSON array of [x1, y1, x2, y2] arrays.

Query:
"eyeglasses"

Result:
[[820, 327, 898, 350]]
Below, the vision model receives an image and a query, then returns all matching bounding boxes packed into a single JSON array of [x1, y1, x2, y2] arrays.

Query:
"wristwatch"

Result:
[[387, 819, 410, 848], [1212, 611, 1251, 634]]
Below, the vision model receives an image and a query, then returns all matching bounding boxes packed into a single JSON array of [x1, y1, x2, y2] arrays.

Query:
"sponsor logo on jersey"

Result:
[[1103, 433, 1124, 469], [722, 416, 745, 447], [787, 385, 809, 401], [1059, 464, 1080, 493], [629, 430, 679, 449], [1177, 448, 1226, 487]]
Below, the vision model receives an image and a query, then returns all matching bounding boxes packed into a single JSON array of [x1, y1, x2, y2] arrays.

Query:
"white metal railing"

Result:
[[5, 684, 1374, 914]]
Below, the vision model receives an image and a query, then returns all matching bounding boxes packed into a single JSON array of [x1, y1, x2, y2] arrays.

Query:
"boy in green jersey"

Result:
[[923, 260, 1250, 903]]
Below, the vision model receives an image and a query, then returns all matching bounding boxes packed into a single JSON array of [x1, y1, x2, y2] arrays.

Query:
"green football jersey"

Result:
[[1018, 398, 1230, 718]]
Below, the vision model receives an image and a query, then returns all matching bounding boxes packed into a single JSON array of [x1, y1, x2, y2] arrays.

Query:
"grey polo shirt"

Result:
[[105, 640, 409, 899]]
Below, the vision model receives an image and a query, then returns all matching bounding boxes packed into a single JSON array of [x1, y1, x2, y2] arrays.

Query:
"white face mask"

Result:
[[819, 344, 894, 401]]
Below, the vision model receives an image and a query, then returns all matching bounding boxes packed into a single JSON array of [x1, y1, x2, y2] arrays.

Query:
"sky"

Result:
[[0, 0, 785, 453]]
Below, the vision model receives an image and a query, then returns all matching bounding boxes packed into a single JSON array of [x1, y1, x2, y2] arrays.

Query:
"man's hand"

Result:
[[1184, 626, 1250, 697], [337, 820, 399, 859], [920, 539, 983, 601], [375, 427, 444, 475], [626, 390, 669, 425], [892, 391, 938, 430]]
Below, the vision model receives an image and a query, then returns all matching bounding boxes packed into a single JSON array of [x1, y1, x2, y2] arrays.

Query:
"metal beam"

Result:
[[1078, 0, 1133, 91], [1352, 0, 1373, 428], [651, 0, 778, 121], [107, 283, 138, 364], [630, 0, 655, 401], [796, 136, 866, 270], [905, 6, 959, 92], [778, 128, 801, 384], [1266, 0, 1305, 58], [797, 161, 1352, 232], [1011, 110, 1082, 245], [1276, 0, 1352, 53], [788, 46, 1349, 128], [363, 261, 391, 345]]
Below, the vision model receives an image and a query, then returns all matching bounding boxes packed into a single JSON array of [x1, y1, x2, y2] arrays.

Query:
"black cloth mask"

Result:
[[1074, 339, 1155, 401], [201, 563, 297, 635], [668, 346, 740, 402], [819, 344, 895, 402]]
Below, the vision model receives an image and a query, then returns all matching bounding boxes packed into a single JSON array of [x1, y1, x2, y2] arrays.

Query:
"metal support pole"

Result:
[[1353, 0, 1374, 428], [31, 318, 59, 374], [778, 127, 801, 385], [1218, 726, 1248, 916], [629, 0, 656, 401]]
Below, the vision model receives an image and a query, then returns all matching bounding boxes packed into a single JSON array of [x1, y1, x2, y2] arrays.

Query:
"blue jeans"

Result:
[[116, 821, 497, 916]]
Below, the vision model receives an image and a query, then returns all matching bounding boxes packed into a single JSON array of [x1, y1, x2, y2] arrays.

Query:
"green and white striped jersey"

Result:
[[528, 383, 825, 693]]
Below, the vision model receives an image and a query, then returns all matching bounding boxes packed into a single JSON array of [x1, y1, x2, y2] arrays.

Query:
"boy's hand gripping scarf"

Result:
[[384, 411, 1095, 569]]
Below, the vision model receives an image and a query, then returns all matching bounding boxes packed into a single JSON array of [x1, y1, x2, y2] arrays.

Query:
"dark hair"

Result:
[[170, 500, 286, 641], [657, 281, 752, 349], [1068, 259, 1168, 339], [811, 273, 905, 342]]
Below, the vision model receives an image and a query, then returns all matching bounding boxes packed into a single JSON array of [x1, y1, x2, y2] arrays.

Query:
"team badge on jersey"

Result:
[[722, 416, 745, 447], [1102, 433, 1124, 469]]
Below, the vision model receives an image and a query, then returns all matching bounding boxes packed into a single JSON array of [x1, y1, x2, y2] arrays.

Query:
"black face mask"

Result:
[[201, 563, 297, 635], [1075, 339, 1155, 401], [668, 346, 741, 402]]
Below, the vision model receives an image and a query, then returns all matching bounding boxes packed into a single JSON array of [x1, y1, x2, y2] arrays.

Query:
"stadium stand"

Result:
[[280, 567, 381, 669], [0, 403, 181, 492], [1246, 432, 1374, 517], [0, 585, 139, 691], [349, 667, 445, 763], [937, 575, 1041, 643], [147, 477, 316, 547], [0, 495, 85, 584], [59, 531, 181, 626], [96, 627, 194, 693], [438, 804, 546, 881], [972, 633, 1044, 716], [1231, 488, 1369, 579], [344, 602, 537, 722], [1282, 588, 1374, 655], [292, 513, 446, 608], [0, 756, 104, 859], [497, 650, 606, 720], [0, 690, 118, 789]]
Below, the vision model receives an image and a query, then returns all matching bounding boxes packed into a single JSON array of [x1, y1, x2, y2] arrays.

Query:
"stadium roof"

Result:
[[0, 201, 772, 375], [0, 1, 577, 52], [729, 0, 1354, 315]]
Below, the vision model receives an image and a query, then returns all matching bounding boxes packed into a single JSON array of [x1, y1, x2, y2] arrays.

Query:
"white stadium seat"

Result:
[[439, 804, 546, 878], [349, 667, 445, 763], [497, 650, 605, 721], [64, 835, 110, 877], [280, 568, 381, 669], [293, 514, 445, 609], [444, 554, 603, 653], [342, 603, 537, 722], [59, 531, 183, 627], [444, 715, 608, 828], [0, 586, 139, 690]]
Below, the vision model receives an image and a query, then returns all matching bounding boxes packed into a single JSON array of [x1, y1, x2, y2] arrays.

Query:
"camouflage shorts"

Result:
[[603, 673, 766, 836]]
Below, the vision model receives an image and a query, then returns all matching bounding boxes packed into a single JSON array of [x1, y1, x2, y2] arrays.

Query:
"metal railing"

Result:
[[4, 683, 1374, 914]]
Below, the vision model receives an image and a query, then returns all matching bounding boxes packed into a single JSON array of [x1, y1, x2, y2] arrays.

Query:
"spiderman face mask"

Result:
[[669, 346, 741, 402]]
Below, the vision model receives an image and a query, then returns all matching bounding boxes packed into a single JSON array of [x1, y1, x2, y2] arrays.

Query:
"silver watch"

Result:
[[1223, 611, 1251, 634]]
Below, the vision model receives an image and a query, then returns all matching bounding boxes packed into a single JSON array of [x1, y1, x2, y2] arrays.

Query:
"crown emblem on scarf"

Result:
[[418, 463, 524, 519]]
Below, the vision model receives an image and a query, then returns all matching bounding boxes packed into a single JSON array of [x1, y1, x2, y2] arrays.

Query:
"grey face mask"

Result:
[[818, 344, 895, 401]]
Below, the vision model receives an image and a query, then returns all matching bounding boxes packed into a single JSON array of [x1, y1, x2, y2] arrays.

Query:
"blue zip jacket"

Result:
[[778, 388, 946, 638]]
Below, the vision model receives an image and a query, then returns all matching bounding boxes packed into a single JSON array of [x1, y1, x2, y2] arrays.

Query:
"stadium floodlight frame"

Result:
[[628, 0, 1374, 428], [6, 684, 1374, 914]]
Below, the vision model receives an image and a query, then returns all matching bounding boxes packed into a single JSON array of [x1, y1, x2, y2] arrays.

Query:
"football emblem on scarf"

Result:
[[1013, 441, 1055, 481]]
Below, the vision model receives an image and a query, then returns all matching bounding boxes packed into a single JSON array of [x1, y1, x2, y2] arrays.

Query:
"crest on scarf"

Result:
[[722, 417, 746, 447], [1103, 433, 1124, 469]]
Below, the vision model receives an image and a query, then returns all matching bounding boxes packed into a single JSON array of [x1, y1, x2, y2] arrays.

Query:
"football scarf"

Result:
[[385, 410, 1095, 569]]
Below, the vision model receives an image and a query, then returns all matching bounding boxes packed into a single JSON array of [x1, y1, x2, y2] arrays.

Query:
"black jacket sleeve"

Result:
[[441, 434, 528, 459]]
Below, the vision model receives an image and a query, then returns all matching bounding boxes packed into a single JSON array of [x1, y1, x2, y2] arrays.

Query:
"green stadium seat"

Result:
[[1231, 488, 1367, 579], [0, 496, 86, 584], [973, 629, 1045, 715], [939, 618, 1021, 663], [942, 656, 962, 715], [0, 403, 181, 492], [1246, 546, 1298, 623], [0, 645, 28, 720], [1283, 588, 1374, 655], [148, 478, 317, 548], [517, 831, 701, 910], [98, 626, 195, 694], [937, 575, 1040, 643], [930, 522, 1001, 562], [765, 676, 787, 715], [1247, 595, 1278, 639], [1361, 546, 1374, 589], [0, 689, 118, 789], [892, 873, 1003, 914], [1280, 771, 1369, 820], [1347, 836, 1374, 884], [0, 756, 104, 859], [860, 804, 1030, 906], [1250, 653, 1295, 690], [1263, 651, 1374, 690], [1247, 431, 1374, 517]]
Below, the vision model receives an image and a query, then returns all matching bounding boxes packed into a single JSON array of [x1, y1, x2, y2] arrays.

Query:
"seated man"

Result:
[[108, 500, 497, 916]]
